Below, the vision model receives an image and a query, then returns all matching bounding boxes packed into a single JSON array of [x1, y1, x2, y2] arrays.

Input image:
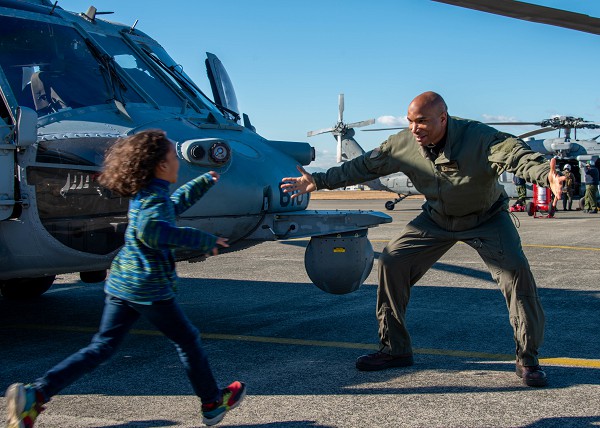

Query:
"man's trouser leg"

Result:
[[584, 185, 595, 211], [377, 212, 454, 355], [459, 211, 545, 366]]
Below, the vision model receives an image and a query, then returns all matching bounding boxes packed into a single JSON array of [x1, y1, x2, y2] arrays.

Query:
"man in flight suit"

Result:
[[281, 91, 564, 387]]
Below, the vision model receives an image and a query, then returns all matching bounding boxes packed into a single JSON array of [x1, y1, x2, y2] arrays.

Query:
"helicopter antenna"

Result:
[[129, 19, 139, 34], [50, 1, 57, 15], [307, 93, 375, 163]]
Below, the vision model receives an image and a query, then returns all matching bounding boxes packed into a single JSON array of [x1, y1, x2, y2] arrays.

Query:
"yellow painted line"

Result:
[[5, 324, 600, 369], [521, 244, 600, 251], [284, 238, 600, 251]]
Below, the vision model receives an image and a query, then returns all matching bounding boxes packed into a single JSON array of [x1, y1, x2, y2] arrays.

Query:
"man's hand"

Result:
[[280, 165, 317, 199], [548, 157, 565, 208]]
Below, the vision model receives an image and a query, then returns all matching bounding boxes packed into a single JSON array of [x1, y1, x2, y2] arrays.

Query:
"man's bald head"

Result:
[[409, 91, 448, 116], [407, 91, 448, 147]]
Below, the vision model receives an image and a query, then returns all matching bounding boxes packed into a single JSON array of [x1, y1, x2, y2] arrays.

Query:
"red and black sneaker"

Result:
[[201, 381, 246, 426]]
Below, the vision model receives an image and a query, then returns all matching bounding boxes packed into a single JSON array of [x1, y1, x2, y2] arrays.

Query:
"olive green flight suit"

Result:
[[313, 116, 550, 366]]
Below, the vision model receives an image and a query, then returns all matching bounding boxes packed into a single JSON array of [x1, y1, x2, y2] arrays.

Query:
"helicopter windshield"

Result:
[[90, 34, 186, 110], [0, 15, 144, 117], [125, 33, 223, 118]]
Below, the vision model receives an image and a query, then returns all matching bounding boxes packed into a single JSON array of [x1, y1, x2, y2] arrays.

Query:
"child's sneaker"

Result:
[[201, 381, 246, 426], [5, 383, 45, 428]]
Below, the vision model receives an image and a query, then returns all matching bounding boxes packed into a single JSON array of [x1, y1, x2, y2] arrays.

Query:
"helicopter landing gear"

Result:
[[384, 194, 408, 211], [0, 275, 56, 299]]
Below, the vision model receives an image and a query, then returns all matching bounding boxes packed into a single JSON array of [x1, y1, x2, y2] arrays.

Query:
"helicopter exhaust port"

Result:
[[304, 229, 374, 295]]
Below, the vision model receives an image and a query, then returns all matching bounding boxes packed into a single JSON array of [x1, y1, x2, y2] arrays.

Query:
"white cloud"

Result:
[[377, 115, 408, 127], [481, 114, 519, 123]]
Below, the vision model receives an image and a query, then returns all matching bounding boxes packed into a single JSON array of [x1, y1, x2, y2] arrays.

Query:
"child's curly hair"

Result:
[[98, 129, 171, 197]]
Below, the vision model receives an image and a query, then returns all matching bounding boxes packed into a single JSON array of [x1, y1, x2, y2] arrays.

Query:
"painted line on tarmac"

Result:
[[286, 238, 600, 251], [370, 240, 600, 251], [6, 324, 600, 369]]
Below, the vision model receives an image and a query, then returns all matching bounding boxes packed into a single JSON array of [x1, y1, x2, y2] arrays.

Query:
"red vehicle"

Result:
[[526, 184, 556, 218]]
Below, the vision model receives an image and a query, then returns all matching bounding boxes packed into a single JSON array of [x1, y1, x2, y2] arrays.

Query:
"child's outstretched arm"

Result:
[[138, 218, 221, 254], [170, 171, 220, 216]]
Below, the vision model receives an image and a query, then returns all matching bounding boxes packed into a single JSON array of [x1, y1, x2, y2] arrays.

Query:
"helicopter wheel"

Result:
[[0, 275, 56, 299], [385, 201, 396, 211], [80, 270, 107, 283], [526, 202, 535, 217]]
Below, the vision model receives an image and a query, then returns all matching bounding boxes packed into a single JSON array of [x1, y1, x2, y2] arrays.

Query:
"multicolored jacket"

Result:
[[105, 174, 218, 302]]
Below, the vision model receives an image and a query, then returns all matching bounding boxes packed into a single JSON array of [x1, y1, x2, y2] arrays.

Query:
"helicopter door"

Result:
[[0, 130, 14, 221], [0, 84, 15, 220], [205, 52, 240, 121]]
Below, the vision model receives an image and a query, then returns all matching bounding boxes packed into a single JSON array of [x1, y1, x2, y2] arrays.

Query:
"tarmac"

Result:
[[1, 197, 599, 427]]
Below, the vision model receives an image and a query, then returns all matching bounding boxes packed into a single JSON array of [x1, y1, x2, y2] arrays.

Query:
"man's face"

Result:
[[407, 103, 447, 147]]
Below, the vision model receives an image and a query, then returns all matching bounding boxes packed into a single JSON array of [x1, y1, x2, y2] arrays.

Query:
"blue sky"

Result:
[[58, 0, 600, 168]]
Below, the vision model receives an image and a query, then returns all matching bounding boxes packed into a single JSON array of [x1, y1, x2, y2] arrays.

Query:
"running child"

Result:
[[5, 129, 245, 427]]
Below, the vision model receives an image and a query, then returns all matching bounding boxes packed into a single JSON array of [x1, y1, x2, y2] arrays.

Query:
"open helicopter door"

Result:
[[0, 106, 36, 221], [205, 52, 240, 123]]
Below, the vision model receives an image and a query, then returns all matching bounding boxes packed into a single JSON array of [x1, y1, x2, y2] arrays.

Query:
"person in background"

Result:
[[5, 130, 246, 428], [561, 164, 576, 211], [583, 162, 599, 213], [281, 91, 564, 388], [512, 174, 527, 208]]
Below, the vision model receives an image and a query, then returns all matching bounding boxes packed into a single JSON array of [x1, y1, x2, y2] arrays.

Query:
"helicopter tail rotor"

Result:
[[307, 93, 375, 163]]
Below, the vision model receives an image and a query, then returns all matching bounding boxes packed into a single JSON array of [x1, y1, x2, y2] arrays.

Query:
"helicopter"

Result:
[[489, 116, 600, 202], [308, 94, 535, 211], [0, 0, 392, 299]]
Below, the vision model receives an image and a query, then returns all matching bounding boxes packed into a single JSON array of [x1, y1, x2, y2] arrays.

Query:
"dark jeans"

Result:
[[34, 295, 220, 403]]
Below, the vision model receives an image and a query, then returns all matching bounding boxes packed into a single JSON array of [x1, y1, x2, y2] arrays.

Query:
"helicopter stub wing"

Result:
[[432, 0, 600, 36]]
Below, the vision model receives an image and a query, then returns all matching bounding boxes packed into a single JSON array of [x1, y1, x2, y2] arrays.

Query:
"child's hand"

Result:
[[211, 237, 229, 256], [208, 171, 220, 183]]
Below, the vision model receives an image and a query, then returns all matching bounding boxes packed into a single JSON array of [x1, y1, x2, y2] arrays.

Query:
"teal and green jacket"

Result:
[[313, 116, 551, 231], [105, 174, 218, 302]]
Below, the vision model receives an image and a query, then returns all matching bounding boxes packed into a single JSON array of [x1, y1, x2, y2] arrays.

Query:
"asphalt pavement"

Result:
[[1, 198, 599, 427]]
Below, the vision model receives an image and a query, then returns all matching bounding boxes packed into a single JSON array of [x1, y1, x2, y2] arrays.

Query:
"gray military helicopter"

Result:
[[0, 0, 391, 298], [489, 116, 600, 199], [308, 94, 533, 211]]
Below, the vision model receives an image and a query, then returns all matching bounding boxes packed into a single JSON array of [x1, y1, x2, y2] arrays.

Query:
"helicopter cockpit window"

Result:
[[0, 16, 144, 117], [127, 36, 223, 118], [90, 35, 184, 109]]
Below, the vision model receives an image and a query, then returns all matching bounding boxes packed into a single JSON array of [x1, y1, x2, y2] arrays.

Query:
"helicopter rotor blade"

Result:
[[518, 127, 555, 139], [336, 133, 342, 163], [361, 126, 407, 132], [485, 121, 542, 126], [431, 0, 600, 36], [338, 93, 344, 123], [346, 118, 375, 129], [307, 127, 335, 137]]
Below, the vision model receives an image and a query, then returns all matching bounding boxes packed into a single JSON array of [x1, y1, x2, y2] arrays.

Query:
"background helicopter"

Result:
[[308, 94, 535, 211], [0, 0, 391, 299], [489, 116, 600, 198]]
